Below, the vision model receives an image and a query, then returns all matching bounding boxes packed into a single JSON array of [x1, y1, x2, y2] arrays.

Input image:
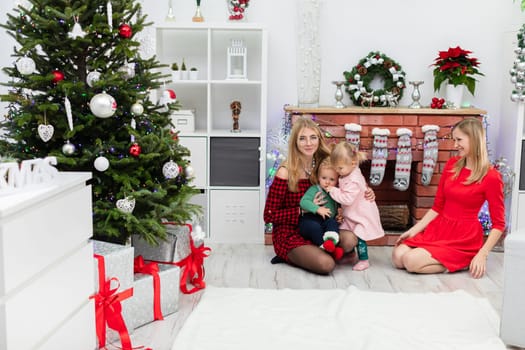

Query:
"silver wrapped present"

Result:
[[127, 262, 180, 330], [132, 223, 192, 262], [92, 240, 134, 347]]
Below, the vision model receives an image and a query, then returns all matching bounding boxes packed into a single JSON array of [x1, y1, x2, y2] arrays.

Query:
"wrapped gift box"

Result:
[[92, 240, 134, 346], [133, 223, 191, 262], [127, 263, 180, 330]]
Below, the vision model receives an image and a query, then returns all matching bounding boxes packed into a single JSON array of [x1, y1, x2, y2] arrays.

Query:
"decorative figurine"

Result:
[[230, 100, 242, 132]]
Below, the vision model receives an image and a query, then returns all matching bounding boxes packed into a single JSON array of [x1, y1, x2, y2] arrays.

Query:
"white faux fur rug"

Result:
[[172, 286, 505, 350]]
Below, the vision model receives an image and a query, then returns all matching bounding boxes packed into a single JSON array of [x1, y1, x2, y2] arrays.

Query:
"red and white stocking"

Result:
[[344, 123, 362, 148], [369, 128, 390, 186], [393, 128, 413, 191], [421, 125, 440, 186]]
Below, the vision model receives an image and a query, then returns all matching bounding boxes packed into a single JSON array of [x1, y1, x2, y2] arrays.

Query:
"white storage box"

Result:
[[500, 232, 525, 347], [170, 109, 195, 133]]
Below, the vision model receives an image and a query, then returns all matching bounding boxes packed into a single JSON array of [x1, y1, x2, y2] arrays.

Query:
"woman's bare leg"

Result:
[[339, 229, 358, 252], [288, 245, 336, 275], [391, 243, 412, 269], [401, 247, 447, 274]]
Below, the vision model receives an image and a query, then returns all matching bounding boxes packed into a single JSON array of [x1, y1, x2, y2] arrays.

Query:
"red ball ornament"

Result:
[[52, 70, 64, 83], [119, 24, 132, 39], [129, 143, 141, 157]]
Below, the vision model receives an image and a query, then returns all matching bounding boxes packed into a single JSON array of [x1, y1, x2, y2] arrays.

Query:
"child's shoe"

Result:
[[333, 246, 344, 261], [352, 260, 370, 271], [322, 239, 336, 252], [322, 231, 339, 253]]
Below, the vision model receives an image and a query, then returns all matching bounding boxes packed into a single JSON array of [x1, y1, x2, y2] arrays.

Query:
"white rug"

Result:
[[172, 286, 505, 350]]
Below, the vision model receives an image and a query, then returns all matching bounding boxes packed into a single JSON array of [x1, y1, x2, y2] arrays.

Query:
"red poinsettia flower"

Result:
[[432, 46, 484, 95]]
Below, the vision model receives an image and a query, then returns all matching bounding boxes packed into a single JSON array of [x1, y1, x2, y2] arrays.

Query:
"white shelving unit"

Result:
[[154, 23, 268, 243], [499, 31, 525, 234]]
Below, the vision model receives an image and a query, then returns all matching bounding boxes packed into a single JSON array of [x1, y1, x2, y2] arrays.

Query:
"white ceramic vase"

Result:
[[445, 84, 464, 109]]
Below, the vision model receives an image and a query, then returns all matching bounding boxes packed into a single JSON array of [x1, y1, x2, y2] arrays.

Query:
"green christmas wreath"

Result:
[[343, 51, 406, 107]]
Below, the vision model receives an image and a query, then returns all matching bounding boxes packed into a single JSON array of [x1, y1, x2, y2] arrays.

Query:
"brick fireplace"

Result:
[[264, 106, 486, 245]]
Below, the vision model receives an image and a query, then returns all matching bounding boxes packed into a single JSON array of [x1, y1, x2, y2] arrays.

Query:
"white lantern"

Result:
[[226, 39, 247, 80]]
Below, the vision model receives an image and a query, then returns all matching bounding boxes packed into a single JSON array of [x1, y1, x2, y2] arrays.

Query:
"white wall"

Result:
[[2, 0, 525, 157]]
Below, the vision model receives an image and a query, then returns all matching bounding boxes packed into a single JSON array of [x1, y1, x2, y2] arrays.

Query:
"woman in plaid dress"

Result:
[[264, 117, 374, 274]]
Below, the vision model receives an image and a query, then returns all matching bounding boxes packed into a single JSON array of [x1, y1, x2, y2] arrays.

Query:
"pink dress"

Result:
[[403, 157, 506, 272], [329, 167, 384, 240]]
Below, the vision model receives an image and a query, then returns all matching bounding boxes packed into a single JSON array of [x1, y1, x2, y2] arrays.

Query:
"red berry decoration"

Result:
[[119, 23, 132, 39], [129, 143, 141, 157], [52, 70, 64, 83], [430, 97, 445, 109]]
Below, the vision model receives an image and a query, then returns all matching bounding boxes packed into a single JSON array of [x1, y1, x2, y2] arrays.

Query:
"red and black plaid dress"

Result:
[[264, 176, 313, 261]]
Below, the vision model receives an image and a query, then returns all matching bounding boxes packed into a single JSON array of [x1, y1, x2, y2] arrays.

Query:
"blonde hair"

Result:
[[312, 157, 336, 185], [330, 141, 367, 166], [451, 118, 490, 184], [282, 117, 331, 192]]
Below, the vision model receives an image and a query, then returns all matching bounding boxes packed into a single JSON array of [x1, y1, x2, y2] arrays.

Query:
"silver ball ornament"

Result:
[[16, 56, 36, 75], [118, 63, 135, 80], [62, 141, 76, 155], [94, 156, 110, 171], [511, 93, 520, 102], [86, 71, 101, 87], [90, 92, 117, 118], [131, 102, 144, 116], [162, 160, 180, 179], [184, 164, 195, 178]]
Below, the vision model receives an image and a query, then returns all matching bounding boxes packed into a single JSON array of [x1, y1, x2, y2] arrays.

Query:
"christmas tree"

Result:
[[0, 0, 201, 245]]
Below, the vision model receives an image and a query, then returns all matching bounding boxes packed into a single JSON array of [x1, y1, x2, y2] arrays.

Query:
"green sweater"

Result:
[[300, 185, 338, 218]]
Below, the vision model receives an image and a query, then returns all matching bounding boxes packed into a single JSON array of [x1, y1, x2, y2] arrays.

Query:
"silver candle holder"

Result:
[[408, 81, 424, 109], [332, 81, 346, 108]]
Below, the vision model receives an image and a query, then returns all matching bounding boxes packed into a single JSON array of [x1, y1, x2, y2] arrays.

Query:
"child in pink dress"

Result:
[[327, 142, 385, 271]]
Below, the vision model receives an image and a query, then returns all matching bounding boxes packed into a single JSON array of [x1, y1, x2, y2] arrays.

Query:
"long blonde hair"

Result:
[[451, 118, 490, 184], [330, 141, 367, 166], [282, 117, 331, 192]]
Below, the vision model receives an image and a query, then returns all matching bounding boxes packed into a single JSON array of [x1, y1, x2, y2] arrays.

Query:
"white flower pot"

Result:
[[189, 70, 199, 80], [181, 70, 189, 80], [445, 84, 464, 109], [171, 70, 181, 81]]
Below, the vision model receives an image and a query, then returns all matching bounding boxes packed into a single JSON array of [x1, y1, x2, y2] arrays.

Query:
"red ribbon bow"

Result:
[[133, 256, 163, 321], [174, 236, 211, 294], [91, 254, 134, 350]]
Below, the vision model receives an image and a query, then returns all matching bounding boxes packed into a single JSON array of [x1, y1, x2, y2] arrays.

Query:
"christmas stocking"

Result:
[[344, 123, 362, 148], [369, 128, 390, 186], [393, 128, 413, 191], [421, 125, 440, 186]]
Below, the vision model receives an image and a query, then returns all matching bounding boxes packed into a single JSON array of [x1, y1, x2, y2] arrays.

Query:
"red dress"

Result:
[[264, 176, 313, 261], [403, 156, 505, 272]]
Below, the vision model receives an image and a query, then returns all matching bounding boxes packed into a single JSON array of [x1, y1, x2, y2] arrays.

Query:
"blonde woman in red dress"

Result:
[[392, 118, 505, 279], [264, 117, 374, 274]]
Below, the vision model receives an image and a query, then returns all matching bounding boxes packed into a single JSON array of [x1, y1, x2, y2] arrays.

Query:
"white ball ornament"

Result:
[[16, 56, 36, 75], [162, 160, 180, 179], [90, 91, 117, 118], [62, 141, 76, 155], [131, 102, 144, 116], [94, 156, 110, 171], [86, 71, 101, 87]]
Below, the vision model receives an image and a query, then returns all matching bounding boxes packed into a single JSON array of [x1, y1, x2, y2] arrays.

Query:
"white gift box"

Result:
[[170, 109, 195, 133]]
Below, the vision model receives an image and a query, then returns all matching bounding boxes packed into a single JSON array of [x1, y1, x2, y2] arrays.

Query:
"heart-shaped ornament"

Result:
[[38, 124, 54, 142], [116, 196, 135, 213]]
